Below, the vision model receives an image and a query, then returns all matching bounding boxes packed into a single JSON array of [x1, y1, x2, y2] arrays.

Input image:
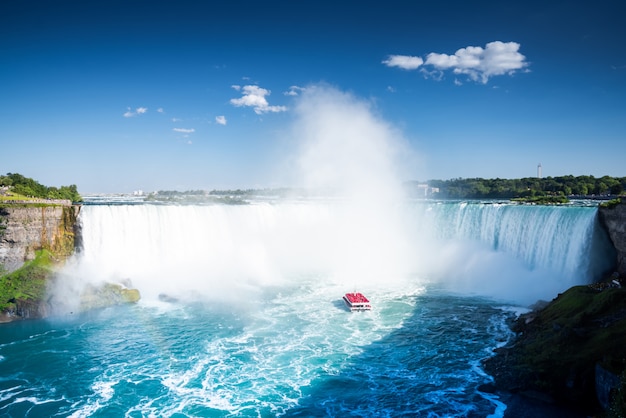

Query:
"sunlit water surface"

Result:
[[0, 281, 517, 417]]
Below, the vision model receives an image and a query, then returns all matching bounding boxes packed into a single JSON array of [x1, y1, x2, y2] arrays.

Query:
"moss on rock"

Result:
[[0, 249, 53, 311], [484, 284, 626, 415], [78, 282, 141, 311]]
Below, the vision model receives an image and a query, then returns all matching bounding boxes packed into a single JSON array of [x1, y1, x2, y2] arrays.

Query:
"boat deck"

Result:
[[343, 292, 371, 311]]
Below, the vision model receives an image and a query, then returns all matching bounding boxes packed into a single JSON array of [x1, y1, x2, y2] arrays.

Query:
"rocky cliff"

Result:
[[1, 203, 140, 321], [0, 204, 79, 273], [483, 284, 626, 416], [598, 198, 626, 277]]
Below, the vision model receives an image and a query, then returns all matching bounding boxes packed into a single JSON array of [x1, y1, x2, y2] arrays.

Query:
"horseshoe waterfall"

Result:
[[0, 197, 614, 417]]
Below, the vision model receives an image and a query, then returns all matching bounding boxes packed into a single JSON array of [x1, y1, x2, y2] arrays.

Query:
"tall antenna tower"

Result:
[[537, 163, 542, 179]]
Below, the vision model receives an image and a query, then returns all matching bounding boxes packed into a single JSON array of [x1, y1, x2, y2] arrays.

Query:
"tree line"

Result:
[[421, 175, 626, 199], [0, 173, 82, 202]]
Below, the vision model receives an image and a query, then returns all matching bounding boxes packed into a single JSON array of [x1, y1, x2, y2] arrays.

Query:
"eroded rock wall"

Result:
[[598, 198, 626, 276], [0, 205, 79, 273]]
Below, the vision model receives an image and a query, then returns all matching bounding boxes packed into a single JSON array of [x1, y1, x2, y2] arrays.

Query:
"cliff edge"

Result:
[[598, 198, 626, 277], [0, 204, 79, 273]]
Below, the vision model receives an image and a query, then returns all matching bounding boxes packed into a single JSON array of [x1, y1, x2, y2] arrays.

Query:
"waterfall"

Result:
[[63, 200, 615, 306], [416, 201, 613, 278]]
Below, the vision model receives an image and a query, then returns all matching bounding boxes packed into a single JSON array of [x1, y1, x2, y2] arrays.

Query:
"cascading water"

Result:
[[61, 199, 614, 308], [405, 200, 615, 303], [65, 200, 418, 303], [420, 201, 609, 277]]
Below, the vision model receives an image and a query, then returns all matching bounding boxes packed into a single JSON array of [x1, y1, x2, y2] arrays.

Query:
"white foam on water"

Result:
[[122, 280, 421, 416]]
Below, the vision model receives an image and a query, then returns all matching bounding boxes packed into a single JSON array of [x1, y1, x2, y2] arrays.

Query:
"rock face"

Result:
[[483, 285, 626, 415], [1, 204, 141, 321], [598, 198, 626, 276], [0, 205, 79, 273]]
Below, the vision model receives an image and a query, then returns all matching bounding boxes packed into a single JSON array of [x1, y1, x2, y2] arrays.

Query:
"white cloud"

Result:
[[173, 128, 195, 133], [172, 117, 182, 122], [215, 115, 227, 125], [230, 85, 287, 114], [157, 108, 164, 113], [382, 55, 424, 70], [123, 106, 148, 117], [425, 41, 527, 83], [385, 41, 528, 84], [284, 85, 306, 96]]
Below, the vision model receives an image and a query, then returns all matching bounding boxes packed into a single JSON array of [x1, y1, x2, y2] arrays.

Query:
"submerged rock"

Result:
[[78, 282, 141, 311]]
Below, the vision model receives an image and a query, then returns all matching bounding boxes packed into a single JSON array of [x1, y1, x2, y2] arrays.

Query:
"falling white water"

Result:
[[55, 198, 614, 308], [62, 202, 420, 302]]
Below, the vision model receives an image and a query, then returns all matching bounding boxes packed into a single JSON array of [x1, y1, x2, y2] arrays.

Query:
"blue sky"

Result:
[[1, 0, 625, 193]]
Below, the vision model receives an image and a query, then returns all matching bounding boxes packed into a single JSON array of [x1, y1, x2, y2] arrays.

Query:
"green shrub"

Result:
[[600, 198, 622, 209]]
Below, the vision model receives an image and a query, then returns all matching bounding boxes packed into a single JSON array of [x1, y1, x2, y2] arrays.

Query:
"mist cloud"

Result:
[[291, 85, 408, 201], [284, 85, 415, 284]]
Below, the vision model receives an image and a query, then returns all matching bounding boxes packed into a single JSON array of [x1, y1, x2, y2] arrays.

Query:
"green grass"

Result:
[[0, 191, 76, 207], [0, 249, 55, 311], [0, 192, 70, 208], [0, 192, 37, 202]]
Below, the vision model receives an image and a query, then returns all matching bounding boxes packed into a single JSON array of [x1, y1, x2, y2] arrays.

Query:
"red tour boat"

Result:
[[343, 292, 371, 311]]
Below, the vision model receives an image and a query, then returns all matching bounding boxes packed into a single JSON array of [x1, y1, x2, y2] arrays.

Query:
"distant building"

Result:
[[406, 182, 439, 198], [537, 163, 542, 179]]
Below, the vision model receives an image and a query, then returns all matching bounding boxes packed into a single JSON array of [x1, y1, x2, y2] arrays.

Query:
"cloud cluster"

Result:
[[121, 82, 287, 145], [123, 107, 148, 117], [383, 41, 528, 83], [230, 85, 287, 114]]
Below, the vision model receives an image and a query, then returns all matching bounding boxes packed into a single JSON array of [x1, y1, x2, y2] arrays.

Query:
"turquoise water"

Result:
[[0, 200, 613, 417], [0, 283, 515, 417]]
